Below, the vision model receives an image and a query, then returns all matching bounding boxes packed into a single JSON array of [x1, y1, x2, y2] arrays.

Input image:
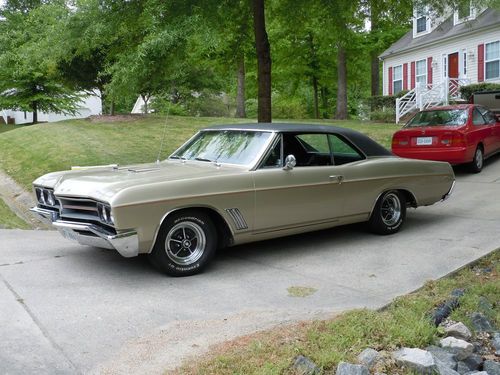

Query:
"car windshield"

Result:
[[405, 109, 468, 127], [170, 130, 273, 165]]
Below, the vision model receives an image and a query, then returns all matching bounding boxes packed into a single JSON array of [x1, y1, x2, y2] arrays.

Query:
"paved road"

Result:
[[1, 157, 499, 374]]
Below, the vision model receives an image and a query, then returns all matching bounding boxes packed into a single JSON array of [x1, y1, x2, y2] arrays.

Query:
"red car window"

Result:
[[472, 108, 487, 126]]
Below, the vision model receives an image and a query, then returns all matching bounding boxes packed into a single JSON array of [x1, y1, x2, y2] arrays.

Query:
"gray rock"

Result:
[[440, 337, 474, 361], [463, 372, 488, 375], [357, 348, 379, 368], [471, 312, 494, 333], [335, 362, 369, 375], [435, 358, 460, 375], [460, 354, 482, 372], [427, 345, 458, 369], [446, 322, 472, 341], [393, 348, 437, 374], [492, 332, 500, 355], [293, 355, 321, 375], [457, 361, 471, 374], [484, 360, 500, 375]]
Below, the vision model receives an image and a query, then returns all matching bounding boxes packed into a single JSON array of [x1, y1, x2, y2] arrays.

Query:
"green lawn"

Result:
[[0, 198, 30, 229], [0, 115, 399, 190], [0, 123, 24, 135], [176, 251, 499, 375]]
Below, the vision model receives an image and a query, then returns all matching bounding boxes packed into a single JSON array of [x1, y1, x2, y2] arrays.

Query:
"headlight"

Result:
[[97, 203, 114, 226], [35, 187, 58, 207]]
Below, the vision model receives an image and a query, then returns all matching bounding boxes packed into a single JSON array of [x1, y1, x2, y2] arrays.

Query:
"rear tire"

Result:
[[469, 146, 483, 174], [148, 210, 217, 276], [368, 190, 406, 235]]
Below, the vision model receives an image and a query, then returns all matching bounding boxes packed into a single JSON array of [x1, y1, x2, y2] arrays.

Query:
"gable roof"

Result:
[[380, 8, 500, 60]]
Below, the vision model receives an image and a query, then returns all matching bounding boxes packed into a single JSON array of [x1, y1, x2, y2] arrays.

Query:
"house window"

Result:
[[393, 65, 403, 94], [485, 41, 500, 80], [416, 59, 427, 86], [416, 17, 427, 33]]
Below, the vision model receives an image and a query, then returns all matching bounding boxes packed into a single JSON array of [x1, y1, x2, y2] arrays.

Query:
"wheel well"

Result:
[[163, 207, 233, 249], [477, 143, 484, 151], [398, 189, 417, 208]]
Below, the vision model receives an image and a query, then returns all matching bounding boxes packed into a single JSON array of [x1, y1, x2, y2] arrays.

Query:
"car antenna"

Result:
[[156, 99, 172, 164]]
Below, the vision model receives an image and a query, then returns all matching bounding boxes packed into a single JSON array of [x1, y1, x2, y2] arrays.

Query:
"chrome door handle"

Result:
[[329, 175, 344, 184]]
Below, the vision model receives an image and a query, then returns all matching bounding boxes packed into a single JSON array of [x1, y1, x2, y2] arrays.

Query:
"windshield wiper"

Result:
[[194, 157, 213, 162]]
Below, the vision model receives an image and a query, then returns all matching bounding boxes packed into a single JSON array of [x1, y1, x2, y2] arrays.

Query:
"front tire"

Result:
[[469, 146, 483, 174], [368, 190, 406, 235], [148, 210, 217, 276]]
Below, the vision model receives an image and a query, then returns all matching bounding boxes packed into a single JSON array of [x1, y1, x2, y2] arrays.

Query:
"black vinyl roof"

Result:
[[203, 123, 392, 157]]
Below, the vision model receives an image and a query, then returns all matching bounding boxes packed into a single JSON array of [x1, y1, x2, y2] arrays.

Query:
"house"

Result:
[[379, 6, 500, 122], [1, 91, 102, 125]]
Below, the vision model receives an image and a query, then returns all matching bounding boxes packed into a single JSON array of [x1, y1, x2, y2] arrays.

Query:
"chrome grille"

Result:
[[225, 208, 248, 230]]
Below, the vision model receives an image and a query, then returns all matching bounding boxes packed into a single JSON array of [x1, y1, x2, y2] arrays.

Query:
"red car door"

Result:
[[471, 107, 495, 156], [477, 107, 500, 153]]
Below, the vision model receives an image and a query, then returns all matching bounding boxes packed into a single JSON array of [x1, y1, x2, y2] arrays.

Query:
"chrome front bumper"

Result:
[[30, 207, 139, 257]]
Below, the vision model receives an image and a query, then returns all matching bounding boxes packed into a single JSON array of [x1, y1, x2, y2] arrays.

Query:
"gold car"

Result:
[[31, 124, 455, 276]]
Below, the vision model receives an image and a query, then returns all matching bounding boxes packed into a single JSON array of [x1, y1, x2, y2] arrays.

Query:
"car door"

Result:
[[471, 107, 496, 155], [252, 133, 345, 233], [478, 107, 500, 152]]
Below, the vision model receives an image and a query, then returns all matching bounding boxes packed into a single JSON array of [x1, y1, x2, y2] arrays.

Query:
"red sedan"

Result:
[[392, 105, 500, 173]]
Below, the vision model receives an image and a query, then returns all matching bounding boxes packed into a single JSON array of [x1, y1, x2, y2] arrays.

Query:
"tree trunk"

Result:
[[371, 53, 379, 98], [335, 46, 348, 120], [321, 86, 329, 118], [236, 55, 246, 118], [110, 101, 115, 116], [32, 101, 38, 124], [312, 76, 319, 119], [252, 0, 271, 123], [370, 0, 380, 98]]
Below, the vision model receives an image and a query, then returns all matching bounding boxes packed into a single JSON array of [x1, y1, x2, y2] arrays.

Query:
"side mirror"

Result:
[[283, 154, 297, 170]]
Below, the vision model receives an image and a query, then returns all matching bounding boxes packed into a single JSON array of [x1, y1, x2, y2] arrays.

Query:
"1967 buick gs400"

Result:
[[32, 124, 455, 276]]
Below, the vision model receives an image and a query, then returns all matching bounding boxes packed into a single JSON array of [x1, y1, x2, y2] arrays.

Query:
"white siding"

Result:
[[382, 27, 500, 96]]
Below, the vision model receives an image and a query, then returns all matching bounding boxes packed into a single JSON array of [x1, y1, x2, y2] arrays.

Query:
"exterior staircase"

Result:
[[395, 78, 470, 123]]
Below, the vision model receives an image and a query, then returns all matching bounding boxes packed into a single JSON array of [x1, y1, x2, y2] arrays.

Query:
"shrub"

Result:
[[370, 108, 396, 123], [459, 83, 500, 102]]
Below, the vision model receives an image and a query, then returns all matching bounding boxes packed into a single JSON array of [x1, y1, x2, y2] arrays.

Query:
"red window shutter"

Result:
[[388, 67, 393, 95], [403, 63, 408, 90], [478, 44, 485, 82], [427, 57, 433, 85], [411, 61, 416, 89]]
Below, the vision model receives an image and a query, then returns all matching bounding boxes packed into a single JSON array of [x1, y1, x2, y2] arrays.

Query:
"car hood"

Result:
[[33, 161, 246, 202]]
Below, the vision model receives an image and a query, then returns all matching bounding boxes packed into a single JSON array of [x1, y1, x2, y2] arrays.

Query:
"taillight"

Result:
[[392, 135, 409, 147], [441, 133, 466, 147]]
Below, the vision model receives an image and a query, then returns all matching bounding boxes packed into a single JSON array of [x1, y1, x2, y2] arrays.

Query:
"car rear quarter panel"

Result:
[[341, 157, 454, 214]]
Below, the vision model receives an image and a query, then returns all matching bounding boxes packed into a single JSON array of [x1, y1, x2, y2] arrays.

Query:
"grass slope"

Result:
[[0, 116, 399, 190], [176, 251, 499, 374], [0, 198, 30, 229]]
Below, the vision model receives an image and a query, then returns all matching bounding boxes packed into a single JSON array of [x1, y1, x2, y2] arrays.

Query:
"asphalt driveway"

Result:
[[1, 156, 499, 374]]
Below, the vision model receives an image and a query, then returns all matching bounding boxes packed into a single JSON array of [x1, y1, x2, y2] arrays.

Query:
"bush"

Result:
[[459, 83, 500, 102], [370, 108, 396, 123], [151, 96, 189, 116], [272, 95, 308, 119]]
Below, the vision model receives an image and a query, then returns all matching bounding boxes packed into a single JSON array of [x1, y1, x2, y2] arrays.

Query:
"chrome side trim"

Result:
[[441, 180, 456, 201], [225, 208, 249, 230]]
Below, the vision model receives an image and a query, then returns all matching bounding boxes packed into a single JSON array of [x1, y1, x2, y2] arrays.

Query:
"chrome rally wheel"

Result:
[[368, 190, 406, 235], [148, 210, 217, 276]]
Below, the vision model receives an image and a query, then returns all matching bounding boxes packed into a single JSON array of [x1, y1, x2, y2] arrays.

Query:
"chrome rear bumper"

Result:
[[441, 180, 456, 202], [30, 207, 139, 257]]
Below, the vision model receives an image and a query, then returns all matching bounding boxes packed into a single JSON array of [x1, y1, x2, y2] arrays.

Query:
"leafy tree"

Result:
[[0, 2, 83, 123]]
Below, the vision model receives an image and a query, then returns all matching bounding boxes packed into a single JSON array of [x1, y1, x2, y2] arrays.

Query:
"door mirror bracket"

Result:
[[283, 154, 297, 170]]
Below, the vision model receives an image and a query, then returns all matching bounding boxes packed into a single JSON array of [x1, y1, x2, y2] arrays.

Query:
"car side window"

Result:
[[292, 134, 333, 166], [478, 107, 497, 125], [328, 134, 364, 165], [472, 108, 487, 126], [261, 137, 282, 168]]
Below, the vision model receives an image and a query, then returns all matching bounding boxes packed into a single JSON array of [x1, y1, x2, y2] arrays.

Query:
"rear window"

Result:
[[405, 109, 468, 127]]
